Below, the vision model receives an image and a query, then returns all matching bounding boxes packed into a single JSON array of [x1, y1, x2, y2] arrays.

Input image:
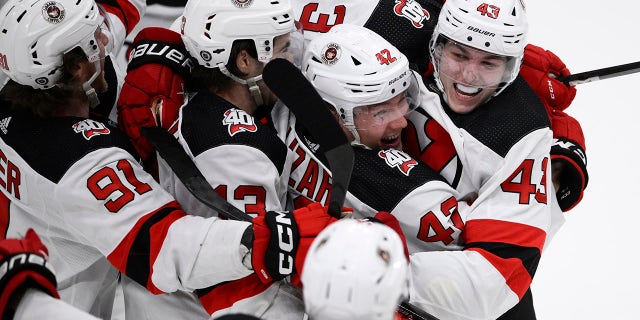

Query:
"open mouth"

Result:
[[454, 83, 482, 97], [381, 133, 401, 148]]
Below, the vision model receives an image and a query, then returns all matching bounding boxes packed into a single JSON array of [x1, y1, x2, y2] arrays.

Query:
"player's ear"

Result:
[[233, 49, 254, 77]]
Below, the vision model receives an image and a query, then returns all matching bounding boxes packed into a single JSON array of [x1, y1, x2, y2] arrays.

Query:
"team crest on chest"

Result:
[[393, 0, 430, 28], [378, 149, 417, 176], [222, 108, 257, 136], [73, 119, 110, 140]]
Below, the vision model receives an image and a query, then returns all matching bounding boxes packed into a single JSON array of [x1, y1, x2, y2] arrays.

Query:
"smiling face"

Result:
[[436, 41, 510, 114], [353, 92, 411, 150]]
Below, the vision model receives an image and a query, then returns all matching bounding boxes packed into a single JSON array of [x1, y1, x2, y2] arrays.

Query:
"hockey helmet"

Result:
[[302, 24, 419, 140], [430, 0, 528, 96], [0, 0, 103, 89], [302, 218, 409, 320], [180, 0, 303, 69]]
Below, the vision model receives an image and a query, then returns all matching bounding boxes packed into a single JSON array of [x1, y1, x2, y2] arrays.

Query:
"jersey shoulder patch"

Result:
[[180, 90, 287, 174], [349, 147, 446, 212], [0, 108, 137, 183]]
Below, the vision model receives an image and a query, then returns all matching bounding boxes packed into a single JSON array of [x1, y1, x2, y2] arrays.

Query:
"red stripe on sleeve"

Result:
[[464, 219, 547, 251], [198, 274, 273, 315], [107, 200, 186, 294], [468, 247, 532, 299]]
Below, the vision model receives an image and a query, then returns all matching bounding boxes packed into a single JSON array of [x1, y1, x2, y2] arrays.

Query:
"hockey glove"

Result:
[[363, 211, 410, 261], [0, 229, 59, 319], [520, 44, 577, 111], [116, 27, 194, 163], [251, 202, 338, 284], [549, 109, 588, 211]]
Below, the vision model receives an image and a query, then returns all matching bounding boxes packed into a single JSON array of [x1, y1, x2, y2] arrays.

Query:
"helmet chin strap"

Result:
[[82, 60, 102, 109], [345, 125, 372, 150], [218, 64, 265, 107]]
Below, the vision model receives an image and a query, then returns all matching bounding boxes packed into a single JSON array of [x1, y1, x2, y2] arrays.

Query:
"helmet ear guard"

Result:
[[0, 0, 103, 90]]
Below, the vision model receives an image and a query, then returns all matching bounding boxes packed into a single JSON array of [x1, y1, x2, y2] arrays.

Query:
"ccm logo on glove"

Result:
[[272, 212, 295, 274]]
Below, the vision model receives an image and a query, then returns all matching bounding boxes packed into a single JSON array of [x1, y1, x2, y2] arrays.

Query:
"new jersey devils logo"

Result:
[[222, 109, 258, 136], [378, 149, 417, 176], [72, 119, 110, 140], [393, 0, 430, 28]]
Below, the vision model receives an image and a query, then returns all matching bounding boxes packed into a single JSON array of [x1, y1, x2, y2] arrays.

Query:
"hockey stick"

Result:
[[262, 58, 354, 219], [262, 59, 440, 320], [397, 301, 440, 320], [142, 60, 438, 320], [140, 126, 253, 223], [559, 61, 640, 86]]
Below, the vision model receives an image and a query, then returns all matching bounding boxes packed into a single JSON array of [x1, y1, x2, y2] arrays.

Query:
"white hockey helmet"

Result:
[[180, 0, 302, 68], [302, 24, 419, 140], [0, 0, 103, 89], [430, 0, 528, 96], [302, 219, 409, 320]]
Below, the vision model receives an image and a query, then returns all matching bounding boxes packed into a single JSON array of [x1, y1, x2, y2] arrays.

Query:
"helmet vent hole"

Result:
[[17, 10, 26, 22], [391, 88, 396, 94], [351, 56, 361, 66], [484, 42, 490, 47], [467, 36, 472, 41]]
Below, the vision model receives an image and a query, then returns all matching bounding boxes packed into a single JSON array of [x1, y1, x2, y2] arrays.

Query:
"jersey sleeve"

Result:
[[55, 147, 252, 294], [405, 128, 564, 319], [98, 0, 146, 56]]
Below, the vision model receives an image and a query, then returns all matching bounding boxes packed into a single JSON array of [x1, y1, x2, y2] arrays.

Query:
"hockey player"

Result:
[[301, 219, 410, 320], [405, 0, 562, 318], [0, 0, 336, 319], [292, 0, 587, 213], [280, 22, 563, 319], [147, 0, 313, 318], [0, 229, 100, 320]]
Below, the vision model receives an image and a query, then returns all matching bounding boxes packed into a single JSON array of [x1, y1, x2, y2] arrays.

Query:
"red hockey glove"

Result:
[[251, 202, 338, 284], [117, 27, 194, 163], [0, 229, 59, 319], [549, 109, 588, 211], [363, 211, 409, 261], [520, 44, 577, 111]]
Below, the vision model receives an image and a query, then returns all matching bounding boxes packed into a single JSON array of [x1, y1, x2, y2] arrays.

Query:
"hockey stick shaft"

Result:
[[141, 126, 253, 222], [262, 59, 354, 218], [559, 61, 640, 85], [262, 59, 440, 320]]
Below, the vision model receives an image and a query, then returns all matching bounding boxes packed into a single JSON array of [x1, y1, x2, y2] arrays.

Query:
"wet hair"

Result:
[[0, 47, 88, 117], [186, 39, 257, 92]]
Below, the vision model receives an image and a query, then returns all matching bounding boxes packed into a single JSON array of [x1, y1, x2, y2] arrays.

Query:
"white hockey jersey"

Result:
[[157, 89, 304, 319], [0, 104, 252, 318], [271, 73, 564, 319]]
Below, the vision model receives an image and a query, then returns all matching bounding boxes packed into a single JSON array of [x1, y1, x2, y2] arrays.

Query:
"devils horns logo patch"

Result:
[[73, 119, 110, 140], [378, 149, 417, 176], [393, 0, 430, 28], [223, 108, 258, 136], [42, 1, 66, 24]]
